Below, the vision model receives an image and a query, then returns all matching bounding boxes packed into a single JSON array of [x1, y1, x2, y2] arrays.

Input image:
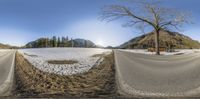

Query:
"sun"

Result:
[[96, 40, 104, 46]]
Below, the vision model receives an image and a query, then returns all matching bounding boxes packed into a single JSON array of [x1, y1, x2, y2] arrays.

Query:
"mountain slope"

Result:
[[72, 39, 96, 47], [0, 43, 11, 49], [119, 30, 200, 49]]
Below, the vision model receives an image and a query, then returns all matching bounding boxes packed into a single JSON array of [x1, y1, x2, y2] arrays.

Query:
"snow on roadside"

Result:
[[18, 48, 112, 75], [119, 49, 200, 55]]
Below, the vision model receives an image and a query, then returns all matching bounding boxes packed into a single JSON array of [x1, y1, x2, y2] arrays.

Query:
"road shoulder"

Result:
[[0, 50, 16, 96]]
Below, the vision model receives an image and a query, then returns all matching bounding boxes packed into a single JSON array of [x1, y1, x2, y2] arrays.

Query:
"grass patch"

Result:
[[174, 53, 184, 55], [47, 60, 78, 64], [91, 54, 104, 57]]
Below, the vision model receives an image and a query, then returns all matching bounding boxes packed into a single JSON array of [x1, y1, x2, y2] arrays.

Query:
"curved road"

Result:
[[115, 50, 200, 97], [0, 50, 15, 96]]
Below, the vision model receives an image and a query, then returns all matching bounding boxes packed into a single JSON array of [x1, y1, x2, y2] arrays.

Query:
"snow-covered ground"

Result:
[[18, 48, 112, 75], [119, 49, 200, 55]]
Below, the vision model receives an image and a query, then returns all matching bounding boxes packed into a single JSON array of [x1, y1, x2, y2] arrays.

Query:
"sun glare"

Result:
[[67, 18, 133, 47], [96, 40, 104, 46]]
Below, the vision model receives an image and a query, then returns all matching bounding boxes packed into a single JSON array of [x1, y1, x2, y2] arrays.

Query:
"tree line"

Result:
[[26, 36, 74, 48]]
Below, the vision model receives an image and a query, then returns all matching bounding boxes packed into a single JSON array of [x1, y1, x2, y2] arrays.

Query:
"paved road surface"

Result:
[[114, 50, 200, 97], [0, 50, 15, 96]]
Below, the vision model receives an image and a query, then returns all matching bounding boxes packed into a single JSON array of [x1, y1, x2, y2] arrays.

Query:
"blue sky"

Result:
[[0, 0, 199, 47]]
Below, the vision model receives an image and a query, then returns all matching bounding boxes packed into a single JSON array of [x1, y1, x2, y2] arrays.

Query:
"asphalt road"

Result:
[[0, 50, 15, 96], [114, 50, 200, 97]]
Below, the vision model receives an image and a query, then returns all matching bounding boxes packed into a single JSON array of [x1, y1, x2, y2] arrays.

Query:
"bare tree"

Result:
[[100, 0, 190, 55]]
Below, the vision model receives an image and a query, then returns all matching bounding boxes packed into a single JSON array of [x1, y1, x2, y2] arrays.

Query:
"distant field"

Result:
[[18, 48, 111, 75]]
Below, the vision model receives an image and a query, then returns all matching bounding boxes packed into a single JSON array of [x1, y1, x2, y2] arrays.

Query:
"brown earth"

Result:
[[47, 60, 78, 64], [0, 43, 11, 49], [13, 51, 117, 98]]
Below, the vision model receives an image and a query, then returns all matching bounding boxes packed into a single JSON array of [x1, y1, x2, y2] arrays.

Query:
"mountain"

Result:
[[0, 43, 9, 49], [72, 39, 96, 47], [25, 37, 96, 48], [0, 43, 13, 49], [119, 30, 200, 49]]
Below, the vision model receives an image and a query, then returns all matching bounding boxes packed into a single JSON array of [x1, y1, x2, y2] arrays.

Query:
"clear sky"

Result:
[[0, 0, 200, 47]]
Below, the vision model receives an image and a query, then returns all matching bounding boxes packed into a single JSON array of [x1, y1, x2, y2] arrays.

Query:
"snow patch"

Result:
[[119, 49, 200, 55], [18, 48, 111, 75]]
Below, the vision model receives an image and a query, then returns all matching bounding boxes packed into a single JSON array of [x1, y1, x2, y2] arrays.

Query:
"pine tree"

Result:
[[71, 38, 74, 47], [61, 36, 65, 47], [50, 38, 54, 47], [53, 36, 57, 47], [66, 36, 68, 41], [58, 37, 61, 47]]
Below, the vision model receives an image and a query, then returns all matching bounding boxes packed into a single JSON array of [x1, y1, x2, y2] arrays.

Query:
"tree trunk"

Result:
[[155, 30, 160, 55]]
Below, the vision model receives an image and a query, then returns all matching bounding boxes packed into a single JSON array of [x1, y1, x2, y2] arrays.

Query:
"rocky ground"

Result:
[[13, 51, 117, 98]]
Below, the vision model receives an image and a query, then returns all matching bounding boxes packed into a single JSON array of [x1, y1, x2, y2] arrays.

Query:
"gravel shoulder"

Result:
[[13, 51, 117, 98]]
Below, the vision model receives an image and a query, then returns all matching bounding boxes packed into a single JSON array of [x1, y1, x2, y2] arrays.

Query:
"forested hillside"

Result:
[[26, 36, 96, 48], [119, 30, 200, 49]]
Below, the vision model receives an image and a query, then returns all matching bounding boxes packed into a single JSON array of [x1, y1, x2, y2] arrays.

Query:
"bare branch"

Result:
[[122, 20, 144, 27], [99, 0, 191, 55]]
